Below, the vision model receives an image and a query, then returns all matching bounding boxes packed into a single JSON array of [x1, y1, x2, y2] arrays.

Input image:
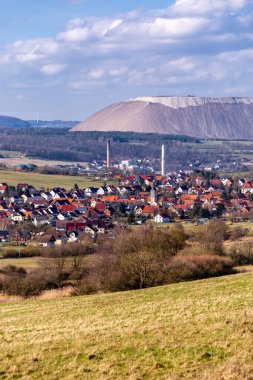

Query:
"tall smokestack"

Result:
[[106, 139, 111, 167], [161, 144, 165, 176]]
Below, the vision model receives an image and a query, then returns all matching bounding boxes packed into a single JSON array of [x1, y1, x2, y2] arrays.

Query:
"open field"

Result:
[[0, 257, 39, 269], [152, 220, 253, 233], [0, 149, 88, 167], [0, 150, 22, 158], [0, 169, 113, 190], [1, 273, 253, 379], [220, 171, 253, 179], [0, 156, 88, 168]]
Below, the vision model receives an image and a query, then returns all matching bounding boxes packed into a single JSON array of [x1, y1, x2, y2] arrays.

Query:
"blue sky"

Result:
[[0, 0, 253, 120]]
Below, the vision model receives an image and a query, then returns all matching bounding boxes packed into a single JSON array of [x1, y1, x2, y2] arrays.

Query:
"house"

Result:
[[41, 192, 53, 201], [97, 186, 108, 196], [11, 211, 25, 223], [142, 205, 158, 218], [34, 234, 56, 247], [10, 230, 32, 244], [31, 215, 50, 227], [154, 214, 170, 223], [10, 196, 25, 205], [84, 187, 98, 196], [0, 230, 9, 242], [45, 229, 68, 245], [66, 230, 79, 243], [0, 183, 7, 194], [85, 225, 98, 238]]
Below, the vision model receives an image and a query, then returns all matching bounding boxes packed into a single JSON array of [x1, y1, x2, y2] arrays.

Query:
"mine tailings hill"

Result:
[[71, 96, 253, 139], [0, 115, 30, 128], [1, 272, 253, 379]]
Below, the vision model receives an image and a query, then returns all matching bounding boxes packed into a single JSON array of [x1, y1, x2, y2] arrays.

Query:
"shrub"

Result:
[[229, 227, 247, 241], [227, 243, 253, 265], [166, 254, 234, 283], [3, 247, 43, 258], [1, 268, 59, 297], [113, 226, 186, 259], [200, 220, 228, 255]]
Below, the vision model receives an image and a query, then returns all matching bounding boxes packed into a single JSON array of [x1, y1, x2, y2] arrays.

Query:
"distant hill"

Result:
[[28, 120, 80, 129], [71, 96, 253, 139], [0, 115, 30, 128]]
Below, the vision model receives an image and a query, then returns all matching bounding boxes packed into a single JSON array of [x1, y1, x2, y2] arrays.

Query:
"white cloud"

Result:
[[40, 64, 67, 75], [0, 0, 252, 119], [4, 38, 59, 64], [171, 0, 247, 16], [57, 27, 89, 42], [88, 68, 104, 79], [57, 18, 123, 43]]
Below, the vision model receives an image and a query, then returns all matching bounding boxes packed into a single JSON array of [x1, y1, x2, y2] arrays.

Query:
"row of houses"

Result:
[[0, 172, 252, 246]]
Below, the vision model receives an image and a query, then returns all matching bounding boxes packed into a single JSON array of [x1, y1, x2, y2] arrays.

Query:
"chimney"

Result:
[[161, 144, 165, 176], [106, 139, 111, 167]]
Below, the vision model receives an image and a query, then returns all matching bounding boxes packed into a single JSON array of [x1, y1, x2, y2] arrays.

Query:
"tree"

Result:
[[118, 203, 127, 216], [127, 211, 135, 224], [215, 203, 225, 218], [201, 220, 228, 255]]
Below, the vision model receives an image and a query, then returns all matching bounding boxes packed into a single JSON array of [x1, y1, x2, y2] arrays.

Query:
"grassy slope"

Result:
[[0, 169, 112, 190], [1, 273, 253, 380]]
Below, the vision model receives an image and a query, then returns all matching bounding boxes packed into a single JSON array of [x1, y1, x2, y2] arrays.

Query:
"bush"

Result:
[[200, 220, 229, 255], [227, 243, 253, 265], [166, 254, 234, 283], [1, 268, 59, 297], [3, 246, 43, 258], [229, 227, 247, 241], [113, 226, 186, 259]]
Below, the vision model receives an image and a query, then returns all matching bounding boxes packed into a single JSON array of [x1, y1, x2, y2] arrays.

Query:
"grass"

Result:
[[0, 257, 39, 269], [0, 273, 253, 379], [0, 150, 22, 158], [220, 171, 253, 178], [0, 169, 114, 190]]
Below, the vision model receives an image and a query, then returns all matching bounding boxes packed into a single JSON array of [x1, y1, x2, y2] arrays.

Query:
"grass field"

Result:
[[1, 273, 253, 379], [0, 150, 22, 158], [0, 169, 113, 190], [0, 257, 39, 269]]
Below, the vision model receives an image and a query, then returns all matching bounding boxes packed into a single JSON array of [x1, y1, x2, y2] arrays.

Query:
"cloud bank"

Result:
[[0, 0, 252, 119]]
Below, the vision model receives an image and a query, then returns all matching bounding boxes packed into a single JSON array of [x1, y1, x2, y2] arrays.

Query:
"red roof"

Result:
[[59, 205, 75, 212]]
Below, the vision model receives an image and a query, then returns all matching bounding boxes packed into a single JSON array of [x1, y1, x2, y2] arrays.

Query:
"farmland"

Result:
[[0, 273, 253, 379], [0, 169, 113, 190], [0, 257, 38, 269], [0, 149, 88, 168]]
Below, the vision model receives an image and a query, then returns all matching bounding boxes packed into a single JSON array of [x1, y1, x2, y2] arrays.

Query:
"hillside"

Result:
[[1, 273, 253, 379], [71, 96, 253, 139], [0, 115, 30, 128]]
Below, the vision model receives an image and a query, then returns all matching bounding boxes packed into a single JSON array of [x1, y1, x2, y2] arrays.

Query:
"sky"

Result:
[[0, 0, 253, 120]]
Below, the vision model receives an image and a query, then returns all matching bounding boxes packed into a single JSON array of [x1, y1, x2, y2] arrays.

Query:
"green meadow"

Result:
[[0, 273, 253, 379], [0, 169, 113, 190]]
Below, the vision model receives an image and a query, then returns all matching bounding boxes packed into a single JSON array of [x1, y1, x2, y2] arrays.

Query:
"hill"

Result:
[[71, 96, 253, 139], [0, 115, 30, 128], [28, 120, 79, 129], [1, 273, 253, 379]]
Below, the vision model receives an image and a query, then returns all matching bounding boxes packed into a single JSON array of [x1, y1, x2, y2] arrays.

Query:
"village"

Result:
[[0, 170, 252, 249]]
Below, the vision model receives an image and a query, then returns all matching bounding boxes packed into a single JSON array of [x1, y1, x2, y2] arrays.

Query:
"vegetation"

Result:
[[0, 169, 112, 189], [0, 225, 236, 298], [0, 127, 199, 166], [1, 127, 252, 171], [0, 273, 253, 379]]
